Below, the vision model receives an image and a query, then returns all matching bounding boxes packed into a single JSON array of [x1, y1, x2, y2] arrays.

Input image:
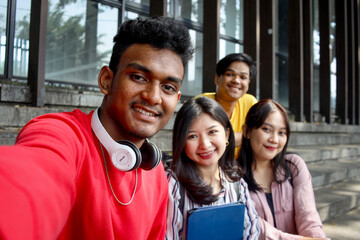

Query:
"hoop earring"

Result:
[[226, 141, 229, 146]]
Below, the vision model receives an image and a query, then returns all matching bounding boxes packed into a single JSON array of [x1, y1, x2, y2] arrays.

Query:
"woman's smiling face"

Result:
[[248, 110, 288, 163], [184, 113, 229, 169]]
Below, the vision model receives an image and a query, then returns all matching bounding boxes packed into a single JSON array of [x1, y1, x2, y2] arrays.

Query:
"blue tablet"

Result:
[[186, 202, 245, 240]]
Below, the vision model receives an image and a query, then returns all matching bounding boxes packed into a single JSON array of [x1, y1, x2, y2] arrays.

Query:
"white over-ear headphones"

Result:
[[91, 108, 161, 171]]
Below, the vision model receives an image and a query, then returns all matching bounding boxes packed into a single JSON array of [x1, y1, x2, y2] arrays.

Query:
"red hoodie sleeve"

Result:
[[0, 113, 86, 239]]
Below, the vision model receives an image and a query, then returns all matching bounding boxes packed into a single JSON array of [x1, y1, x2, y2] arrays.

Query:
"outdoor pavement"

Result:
[[323, 206, 360, 240]]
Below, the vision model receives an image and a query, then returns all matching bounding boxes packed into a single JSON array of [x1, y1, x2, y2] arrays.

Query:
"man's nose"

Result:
[[141, 82, 162, 105]]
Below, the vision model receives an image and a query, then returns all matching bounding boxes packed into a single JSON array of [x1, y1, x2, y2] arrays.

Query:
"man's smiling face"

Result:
[[99, 44, 183, 145], [215, 61, 250, 102]]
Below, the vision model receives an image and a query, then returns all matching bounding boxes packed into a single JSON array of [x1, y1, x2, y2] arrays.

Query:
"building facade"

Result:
[[0, 0, 359, 125]]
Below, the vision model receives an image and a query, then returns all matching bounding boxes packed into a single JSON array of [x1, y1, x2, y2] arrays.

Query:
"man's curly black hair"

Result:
[[109, 16, 195, 75]]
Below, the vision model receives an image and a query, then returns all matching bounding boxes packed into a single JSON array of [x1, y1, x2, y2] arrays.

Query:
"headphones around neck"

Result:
[[91, 108, 162, 171]]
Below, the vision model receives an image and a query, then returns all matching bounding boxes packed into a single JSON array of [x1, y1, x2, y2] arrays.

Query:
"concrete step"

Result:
[[322, 206, 360, 240], [288, 144, 360, 164], [309, 158, 360, 190], [315, 178, 360, 223], [288, 122, 360, 148], [288, 132, 360, 147], [0, 105, 94, 146], [0, 127, 20, 145], [0, 104, 93, 128]]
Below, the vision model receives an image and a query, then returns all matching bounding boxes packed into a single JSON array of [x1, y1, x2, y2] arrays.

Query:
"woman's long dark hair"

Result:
[[238, 99, 297, 192], [171, 97, 242, 204]]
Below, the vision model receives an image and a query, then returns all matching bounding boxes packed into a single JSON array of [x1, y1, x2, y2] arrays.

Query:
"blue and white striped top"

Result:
[[166, 169, 260, 240]]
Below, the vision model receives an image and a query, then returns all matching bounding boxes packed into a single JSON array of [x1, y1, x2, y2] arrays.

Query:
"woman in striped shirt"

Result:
[[166, 97, 260, 239]]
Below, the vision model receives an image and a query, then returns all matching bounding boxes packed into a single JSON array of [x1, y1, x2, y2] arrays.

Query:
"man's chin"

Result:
[[229, 92, 244, 100], [131, 128, 158, 140]]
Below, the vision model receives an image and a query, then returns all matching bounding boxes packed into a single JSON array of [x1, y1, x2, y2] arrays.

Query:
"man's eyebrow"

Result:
[[225, 68, 249, 75], [127, 63, 151, 73], [167, 76, 182, 85], [127, 63, 182, 84]]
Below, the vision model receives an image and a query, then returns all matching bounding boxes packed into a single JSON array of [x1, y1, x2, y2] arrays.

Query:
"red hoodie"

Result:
[[0, 109, 168, 239]]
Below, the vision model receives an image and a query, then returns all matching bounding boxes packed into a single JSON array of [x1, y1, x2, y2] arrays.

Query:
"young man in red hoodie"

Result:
[[0, 16, 194, 240]]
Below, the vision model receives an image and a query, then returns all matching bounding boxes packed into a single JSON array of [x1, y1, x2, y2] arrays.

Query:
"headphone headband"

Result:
[[91, 108, 137, 171]]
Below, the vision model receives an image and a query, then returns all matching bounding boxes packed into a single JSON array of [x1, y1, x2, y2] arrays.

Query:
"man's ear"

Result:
[[98, 66, 113, 95], [215, 74, 220, 87]]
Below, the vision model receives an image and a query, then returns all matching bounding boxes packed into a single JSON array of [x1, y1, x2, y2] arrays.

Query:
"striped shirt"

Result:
[[166, 169, 260, 240]]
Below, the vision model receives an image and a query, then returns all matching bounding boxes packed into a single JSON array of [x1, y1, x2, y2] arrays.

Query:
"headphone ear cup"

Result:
[[115, 140, 142, 171], [139, 141, 161, 170]]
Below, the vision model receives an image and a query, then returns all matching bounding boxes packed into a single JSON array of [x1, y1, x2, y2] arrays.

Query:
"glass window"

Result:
[[274, 0, 289, 108], [219, 39, 242, 60], [167, 0, 174, 17], [313, 0, 320, 114], [13, 0, 31, 77], [330, 0, 336, 115], [219, 0, 244, 75], [181, 29, 202, 97], [0, 0, 7, 75], [124, 10, 147, 21], [45, 1, 118, 85], [220, 0, 243, 40], [126, 0, 149, 7], [176, 0, 203, 24]]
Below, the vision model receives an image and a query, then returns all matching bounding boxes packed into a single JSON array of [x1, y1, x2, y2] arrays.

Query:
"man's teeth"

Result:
[[135, 108, 156, 116], [230, 86, 241, 90]]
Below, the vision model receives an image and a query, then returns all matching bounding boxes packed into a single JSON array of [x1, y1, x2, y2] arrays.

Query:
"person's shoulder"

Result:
[[194, 92, 216, 99], [238, 93, 257, 103], [165, 169, 178, 181], [285, 153, 302, 161], [22, 109, 92, 135], [239, 177, 249, 188], [34, 109, 89, 121], [285, 153, 306, 167]]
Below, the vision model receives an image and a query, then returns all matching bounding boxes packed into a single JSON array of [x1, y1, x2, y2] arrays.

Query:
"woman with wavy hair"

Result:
[[166, 97, 260, 240]]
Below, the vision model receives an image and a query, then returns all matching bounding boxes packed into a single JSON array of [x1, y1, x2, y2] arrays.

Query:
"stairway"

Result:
[[287, 123, 360, 224], [1, 103, 360, 227]]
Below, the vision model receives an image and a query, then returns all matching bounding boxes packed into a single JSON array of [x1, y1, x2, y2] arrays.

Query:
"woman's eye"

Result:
[[187, 134, 197, 140], [209, 130, 217, 135], [262, 127, 270, 132], [279, 131, 286, 136]]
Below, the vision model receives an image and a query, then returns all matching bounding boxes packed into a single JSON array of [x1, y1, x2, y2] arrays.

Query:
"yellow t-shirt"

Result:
[[196, 93, 258, 158]]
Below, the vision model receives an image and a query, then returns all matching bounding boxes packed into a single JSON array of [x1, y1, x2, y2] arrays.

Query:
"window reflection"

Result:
[[274, 0, 289, 108], [181, 29, 202, 96], [219, 39, 242, 60], [330, 0, 336, 115], [126, 0, 149, 7], [177, 0, 203, 24], [45, 1, 118, 85], [220, 0, 243, 40], [219, 0, 244, 77], [124, 11, 146, 22], [13, 0, 30, 77], [313, 0, 320, 114], [0, 0, 7, 75]]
